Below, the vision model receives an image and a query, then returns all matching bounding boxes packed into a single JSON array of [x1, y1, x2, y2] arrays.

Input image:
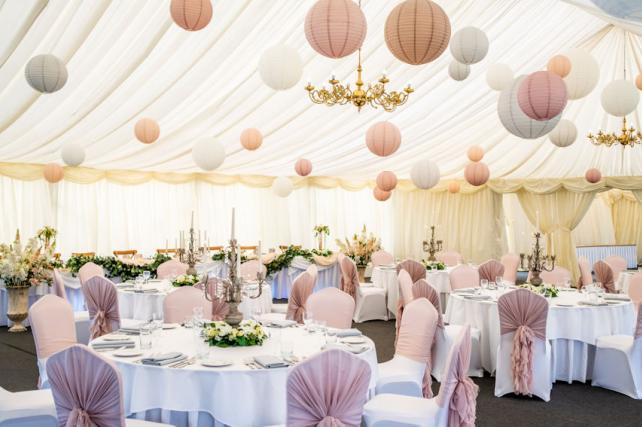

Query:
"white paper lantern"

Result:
[[60, 143, 85, 167], [258, 45, 303, 91], [448, 60, 470, 81], [24, 54, 68, 93], [601, 79, 640, 117], [410, 159, 440, 190], [549, 120, 577, 147], [272, 176, 293, 197], [486, 63, 513, 91], [497, 76, 561, 139], [192, 139, 226, 171], [563, 48, 600, 100], [450, 27, 489, 65]]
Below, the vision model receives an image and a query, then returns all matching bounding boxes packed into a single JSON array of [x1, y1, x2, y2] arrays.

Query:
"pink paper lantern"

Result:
[[547, 55, 571, 78], [636, 73, 642, 91], [373, 186, 391, 201], [464, 162, 490, 186], [170, 0, 213, 31], [304, 0, 367, 59], [366, 121, 401, 157], [134, 118, 160, 144], [240, 128, 263, 151], [517, 71, 568, 121], [376, 171, 397, 192], [467, 145, 484, 162], [43, 163, 64, 183], [585, 168, 602, 184], [447, 181, 460, 193], [294, 159, 313, 177]]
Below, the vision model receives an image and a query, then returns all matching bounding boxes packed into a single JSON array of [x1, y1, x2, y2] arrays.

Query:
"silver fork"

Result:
[[169, 357, 195, 369]]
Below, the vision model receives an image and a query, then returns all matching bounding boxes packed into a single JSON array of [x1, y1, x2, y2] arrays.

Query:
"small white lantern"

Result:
[[549, 120, 578, 148], [601, 79, 640, 117], [410, 159, 440, 190], [61, 143, 86, 167], [25, 54, 68, 93], [448, 60, 470, 81], [272, 176, 293, 197], [258, 45, 303, 91], [192, 139, 226, 171]]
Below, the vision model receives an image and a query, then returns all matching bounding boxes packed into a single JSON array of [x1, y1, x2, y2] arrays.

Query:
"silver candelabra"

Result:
[[527, 232, 556, 286], [422, 225, 443, 262]]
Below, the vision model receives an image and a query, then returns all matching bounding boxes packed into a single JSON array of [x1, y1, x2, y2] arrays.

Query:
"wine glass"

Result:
[[304, 311, 314, 332], [495, 276, 503, 289], [142, 270, 151, 284], [480, 279, 488, 290], [192, 306, 204, 327], [134, 275, 144, 291]]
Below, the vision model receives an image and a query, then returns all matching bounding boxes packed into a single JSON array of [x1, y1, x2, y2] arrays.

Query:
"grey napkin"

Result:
[[463, 295, 492, 300], [91, 340, 135, 350], [254, 355, 289, 368], [453, 288, 476, 294], [328, 328, 362, 337], [266, 319, 297, 328], [603, 294, 631, 301], [323, 343, 369, 354], [578, 300, 607, 306], [141, 352, 186, 366]]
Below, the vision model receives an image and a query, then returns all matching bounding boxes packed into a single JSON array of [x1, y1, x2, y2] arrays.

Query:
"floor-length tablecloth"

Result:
[[445, 289, 635, 382]]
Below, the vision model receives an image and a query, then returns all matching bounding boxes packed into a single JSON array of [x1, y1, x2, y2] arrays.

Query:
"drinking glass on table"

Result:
[[139, 324, 152, 350], [304, 311, 314, 332], [134, 276, 144, 291], [280, 339, 294, 360], [192, 306, 204, 327], [142, 270, 151, 284], [495, 276, 503, 289], [480, 279, 488, 290]]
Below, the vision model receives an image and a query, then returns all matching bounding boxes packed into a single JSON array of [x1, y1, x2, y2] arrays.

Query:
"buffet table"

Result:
[[445, 288, 635, 382], [94, 325, 377, 426], [576, 244, 638, 269]]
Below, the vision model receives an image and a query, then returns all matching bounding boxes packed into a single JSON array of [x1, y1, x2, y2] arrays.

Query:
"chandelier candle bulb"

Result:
[[231, 208, 236, 240]]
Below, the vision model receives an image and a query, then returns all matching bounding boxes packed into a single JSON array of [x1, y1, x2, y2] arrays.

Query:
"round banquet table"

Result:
[[116, 280, 272, 322], [444, 288, 636, 382], [95, 325, 377, 426]]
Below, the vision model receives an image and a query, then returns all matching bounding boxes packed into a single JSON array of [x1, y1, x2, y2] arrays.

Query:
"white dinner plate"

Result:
[[162, 323, 180, 329], [555, 303, 575, 307], [341, 336, 368, 345], [101, 334, 130, 341], [113, 349, 144, 357], [200, 359, 233, 368]]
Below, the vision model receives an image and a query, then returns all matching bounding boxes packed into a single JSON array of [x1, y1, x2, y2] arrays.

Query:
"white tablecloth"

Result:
[[444, 288, 636, 382], [117, 281, 273, 322], [96, 326, 377, 426]]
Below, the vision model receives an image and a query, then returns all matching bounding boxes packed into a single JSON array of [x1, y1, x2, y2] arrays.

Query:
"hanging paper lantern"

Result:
[[585, 168, 602, 184], [134, 118, 160, 144], [448, 60, 470, 81], [497, 76, 561, 139], [450, 27, 489, 65], [384, 0, 451, 65], [447, 181, 460, 194], [240, 128, 263, 151], [60, 143, 85, 167], [304, 0, 367, 59], [517, 71, 568, 121], [563, 48, 600, 100], [43, 163, 64, 183], [410, 159, 440, 190], [373, 187, 391, 202], [294, 159, 313, 177], [464, 162, 490, 186], [636, 73, 642, 91], [549, 120, 577, 148], [170, 0, 212, 31], [258, 45, 303, 91], [272, 176, 294, 198], [192, 139, 225, 171], [24, 55, 68, 93], [486, 63, 513, 91], [601, 80, 640, 117], [467, 145, 484, 162], [366, 121, 401, 157], [547, 55, 571, 78], [376, 171, 397, 192]]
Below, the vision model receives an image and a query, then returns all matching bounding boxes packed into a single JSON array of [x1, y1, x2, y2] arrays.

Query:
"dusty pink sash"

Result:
[[396, 259, 426, 283], [82, 276, 120, 340], [594, 260, 615, 293], [478, 260, 505, 283], [287, 271, 315, 323], [286, 349, 371, 426], [497, 289, 548, 396], [52, 269, 67, 300], [339, 257, 360, 300]]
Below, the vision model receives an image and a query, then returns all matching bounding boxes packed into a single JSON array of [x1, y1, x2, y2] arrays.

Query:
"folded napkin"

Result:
[[578, 300, 608, 307], [133, 288, 159, 293], [453, 288, 477, 294], [323, 343, 369, 354], [463, 295, 492, 300], [327, 328, 362, 337], [91, 340, 135, 350], [141, 353, 187, 366], [266, 319, 297, 328], [254, 355, 289, 369], [603, 294, 631, 301], [118, 325, 144, 334]]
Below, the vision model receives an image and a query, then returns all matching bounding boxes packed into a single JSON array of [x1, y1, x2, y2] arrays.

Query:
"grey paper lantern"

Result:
[[497, 76, 561, 139], [448, 60, 470, 81], [549, 120, 578, 148], [24, 54, 68, 93]]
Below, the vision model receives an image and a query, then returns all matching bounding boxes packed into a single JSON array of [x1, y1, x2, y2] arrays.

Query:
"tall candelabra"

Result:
[[185, 226, 198, 276], [422, 225, 443, 262], [526, 232, 556, 286]]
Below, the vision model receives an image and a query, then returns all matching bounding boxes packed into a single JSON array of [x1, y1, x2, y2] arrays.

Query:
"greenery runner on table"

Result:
[[65, 253, 171, 281], [211, 245, 333, 276]]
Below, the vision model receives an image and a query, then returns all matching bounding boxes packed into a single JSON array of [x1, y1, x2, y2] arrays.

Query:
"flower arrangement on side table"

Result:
[[519, 283, 559, 298], [335, 225, 381, 267], [204, 320, 267, 347], [171, 274, 200, 287], [422, 260, 446, 271], [313, 225, 330, 250]]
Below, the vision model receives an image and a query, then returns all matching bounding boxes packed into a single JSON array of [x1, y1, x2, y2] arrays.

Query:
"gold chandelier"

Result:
[[588, 117, 642, 147], [304, 50, 413, 112]]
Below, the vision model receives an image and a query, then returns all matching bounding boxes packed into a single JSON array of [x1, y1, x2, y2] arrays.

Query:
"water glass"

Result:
[[480, 279, 488, 290], [280, 339, 294, 359], [134, 276, 144, 291], [495, 276, 503, 288], [304, 311, 314, 331], [192, 306, 204, 327], [139, 325, 153, 350], [142, 270, 151, 283], [488, 282, 496, 291], [325, 332, 337, 344]]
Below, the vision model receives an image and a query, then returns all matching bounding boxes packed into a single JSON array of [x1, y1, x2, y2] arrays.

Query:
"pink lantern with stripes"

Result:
[[517, 71, 568, 121]]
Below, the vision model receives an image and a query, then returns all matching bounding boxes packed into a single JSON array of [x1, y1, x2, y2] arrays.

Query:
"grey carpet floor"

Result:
[[2, 321, 641, 426]]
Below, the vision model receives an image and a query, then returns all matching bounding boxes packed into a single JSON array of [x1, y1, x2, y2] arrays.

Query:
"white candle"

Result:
[[231, 208, 236, 240], [536, 210, 540, 231], [258, 240, 262, 263], [174, 238, 177, 250], [165, 239, 168, 251], [191, 211, 194, 229], [204, 230, 207, 242]]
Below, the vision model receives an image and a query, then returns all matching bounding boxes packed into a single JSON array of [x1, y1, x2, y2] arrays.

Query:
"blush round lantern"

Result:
[[637, 73, 642, 91], [43, 163, 64, 183], [376, 171, 397, 192], [134, 118, 160, 144], [304, 0, 367, 59], [373, 187, 391, 202], [384, 0, 451, 65], [585, 168, 602, 184], [366, 121, 401, 157], [170, 0, 212, 31], [467, 145, 484, 162], [295, 159, 313, 177], [464, 162, 490, 186], [240, 128, 263, 150], [24, 55, 68, 93], [517, 71, 568, 121], [547, 55, 571, 78], [450, 27, 489, 65], [447, 181, 460, 194]]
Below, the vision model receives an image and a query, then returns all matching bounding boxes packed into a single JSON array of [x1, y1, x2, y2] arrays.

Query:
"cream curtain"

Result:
[[606, 191, 642, 264], [517, 189, 596, 282], [633, 190, 642, 204], [392, 188, 506, 264]]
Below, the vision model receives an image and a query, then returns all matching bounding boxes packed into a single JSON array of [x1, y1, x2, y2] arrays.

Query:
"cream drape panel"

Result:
[[517, 189, 595, 282], [392, 188, 506, 264], [633, 190, 642, 204], [606, 191, 642, 264]]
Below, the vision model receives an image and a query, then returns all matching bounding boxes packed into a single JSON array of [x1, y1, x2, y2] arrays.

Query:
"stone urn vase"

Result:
[[357, 265, 366, 283], [7, 285, 30, 333]]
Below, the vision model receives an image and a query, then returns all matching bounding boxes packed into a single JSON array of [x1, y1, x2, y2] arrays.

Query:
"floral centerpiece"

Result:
[[0, 230, 58, 332], [422, 260, 446, 271], [313, 225, 330, 250], [519, 283, 559, 298], [172, 274, 200, 287], [204, 320, 267, 347], [335, 225, 381, 267]]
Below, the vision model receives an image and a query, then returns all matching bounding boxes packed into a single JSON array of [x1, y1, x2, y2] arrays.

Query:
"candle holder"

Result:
[[185, 225, 198, 276], [519, 253, 525, 270], [422, 225, 443, 262], [526, 232, 556, 286]]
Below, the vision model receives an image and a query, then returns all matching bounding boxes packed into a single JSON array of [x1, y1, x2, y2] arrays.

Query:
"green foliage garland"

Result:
[[65, 253, 171, 281]]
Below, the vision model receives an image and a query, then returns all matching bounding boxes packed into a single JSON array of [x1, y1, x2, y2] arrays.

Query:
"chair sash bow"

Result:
[[90, 310, 110, 339], [318, 415, 345, 427], [448, 376, 479, 427], [67, 407, 98, 427], [511, 325, 535, 395]]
